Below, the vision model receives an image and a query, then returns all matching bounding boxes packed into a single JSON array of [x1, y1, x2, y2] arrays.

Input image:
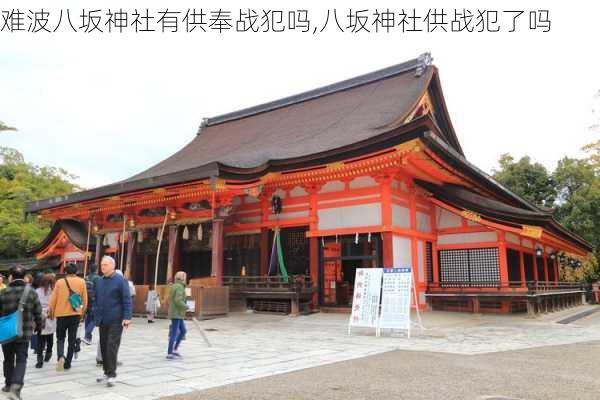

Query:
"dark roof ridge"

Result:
[[202, 54, 431, 129]]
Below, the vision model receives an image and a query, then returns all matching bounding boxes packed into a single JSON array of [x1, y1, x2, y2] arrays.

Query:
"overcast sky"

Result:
[[1, 0, 599, 190]]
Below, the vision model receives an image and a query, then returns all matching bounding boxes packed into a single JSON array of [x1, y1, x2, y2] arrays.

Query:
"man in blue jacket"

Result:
[[94, 256, 131, 387]]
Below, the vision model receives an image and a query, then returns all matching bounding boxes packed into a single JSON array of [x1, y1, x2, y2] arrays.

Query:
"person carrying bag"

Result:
[[0, 265, 43, 400], [49, 263, 88, 372], [0, 286, 32, 344]]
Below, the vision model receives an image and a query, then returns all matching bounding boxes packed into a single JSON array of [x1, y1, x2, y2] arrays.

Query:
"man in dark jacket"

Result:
[[94, 256, 131, 387], [0, 265, 43, 400]]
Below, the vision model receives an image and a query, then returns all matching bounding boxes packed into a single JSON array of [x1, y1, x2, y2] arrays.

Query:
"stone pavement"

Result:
[[18, 306, 600, 400]]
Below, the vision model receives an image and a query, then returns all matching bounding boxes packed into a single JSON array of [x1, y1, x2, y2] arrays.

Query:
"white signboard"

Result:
[[349, 268, 383, 329], [379, 267, 412, 332]]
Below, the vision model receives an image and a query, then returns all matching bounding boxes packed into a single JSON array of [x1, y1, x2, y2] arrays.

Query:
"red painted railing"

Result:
[[427, 281, 584, 294]]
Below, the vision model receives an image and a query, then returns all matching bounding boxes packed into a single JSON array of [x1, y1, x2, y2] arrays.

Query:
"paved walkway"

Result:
[[19, 306, 600, 400]]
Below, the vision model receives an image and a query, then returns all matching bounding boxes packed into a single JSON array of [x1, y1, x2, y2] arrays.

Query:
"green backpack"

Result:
[[64, 278, 83, 312]]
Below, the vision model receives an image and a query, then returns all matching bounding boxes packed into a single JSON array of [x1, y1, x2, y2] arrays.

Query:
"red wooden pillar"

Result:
[[380, 176, 394, 267], [166, 225, 178, 283], [94, 234, 104, 267], [430, 205, 439, 286], [125, 231, 136, 283], [408, 183, 420, 307], [259, 228, 269, 276], [498, 232, 509, 285], [519, 250, 526, 287], [305, 184, 321, 307], [211, 219, 224, 286]]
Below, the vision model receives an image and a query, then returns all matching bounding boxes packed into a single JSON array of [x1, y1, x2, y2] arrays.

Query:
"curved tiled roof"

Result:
[[126, 58, 436, 180], [415, 179, 593, 252]]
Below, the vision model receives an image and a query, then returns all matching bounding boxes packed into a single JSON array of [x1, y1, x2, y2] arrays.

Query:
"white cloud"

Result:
[[1, 0, 599, 189]]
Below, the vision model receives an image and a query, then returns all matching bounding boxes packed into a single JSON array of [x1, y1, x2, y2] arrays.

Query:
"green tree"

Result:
[[554, 141, 600, 254], [0, 147, 80, 259], [0, 121, 17, 132], [492, 154, 556, 208]]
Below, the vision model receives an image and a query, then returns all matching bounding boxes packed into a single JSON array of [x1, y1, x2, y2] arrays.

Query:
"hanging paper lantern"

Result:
[[103, 235, 109, 246], [368, 232, 372, 243], [198, 224, 203, 241], [182, 225, 190, 240], [355, 232, 359, 244], [321, 237, 325, 247], [137, 230, 143, 243], [156, 228, 161, 241]]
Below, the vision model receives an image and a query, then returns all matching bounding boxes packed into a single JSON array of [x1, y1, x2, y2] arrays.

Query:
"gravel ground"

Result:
[[167, 337, 600, 400]]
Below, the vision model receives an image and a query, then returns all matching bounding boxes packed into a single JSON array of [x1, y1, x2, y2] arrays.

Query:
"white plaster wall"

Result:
[[416, 211, 432, 233], [319, 180, 345, 193], [349, 176, 378, 189], [392, 204, 410, 228], [438, 232, 498, 245], [505, 232, 520, 245], [289, 186, 308, 197], [319, 195, 378, 205], [437, 207, 462, 229], [318, 203, 381, 230], [393, 235, 412, 268], [273, 188, 287, 199]]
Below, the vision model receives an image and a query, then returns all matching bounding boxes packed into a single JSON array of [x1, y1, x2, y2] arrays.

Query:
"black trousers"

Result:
[[36, 334, 53, 363], [99, 323, 123, 378], [2, 341, 28, 387], [56, 315, 79, 367]]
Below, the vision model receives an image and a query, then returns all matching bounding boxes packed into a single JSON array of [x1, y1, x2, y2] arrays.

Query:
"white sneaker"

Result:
[[96, 375, 108, 384], [56, 357, 65, 372], [107, 377, 116, 387]]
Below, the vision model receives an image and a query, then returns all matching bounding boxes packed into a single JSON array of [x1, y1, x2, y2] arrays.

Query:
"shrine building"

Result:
[[26, 54, 592, 314]]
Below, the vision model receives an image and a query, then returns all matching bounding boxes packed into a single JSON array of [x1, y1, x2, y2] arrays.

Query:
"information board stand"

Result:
[[347, 268, 383, 336], [347, 267, 424, 338]]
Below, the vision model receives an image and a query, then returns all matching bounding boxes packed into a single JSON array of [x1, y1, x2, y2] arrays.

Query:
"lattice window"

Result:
[[425, 241, 433, 283], [439, 247, 499, 287], [439, 249, 470, 286], [278, 227, 309, 275], [469, 248, 500, 285]]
